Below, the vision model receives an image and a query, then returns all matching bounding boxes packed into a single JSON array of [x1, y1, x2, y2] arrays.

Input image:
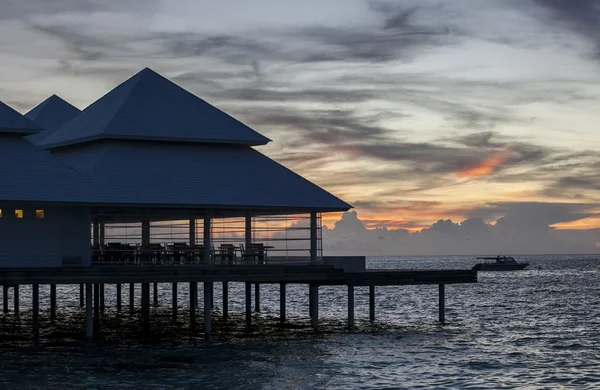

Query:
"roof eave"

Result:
[[40, 133, 271, 149], [0, 127, 39, 135]]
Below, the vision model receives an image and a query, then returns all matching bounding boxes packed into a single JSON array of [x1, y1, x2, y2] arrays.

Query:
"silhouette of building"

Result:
[[0, 68, 351, 267]]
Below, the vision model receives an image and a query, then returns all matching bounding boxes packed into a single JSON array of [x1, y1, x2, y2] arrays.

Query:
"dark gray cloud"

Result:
[[0, 0, 153, 18], [534, 0, 600, 56], [467, 202, 597, 225], [245, 108, 393, 145], [332, 132, 549, 176]]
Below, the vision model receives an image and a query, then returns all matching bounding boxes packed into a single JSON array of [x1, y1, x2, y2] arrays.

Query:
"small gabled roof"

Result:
[[25, 95, 81, 144], [38, 68, 271, 149], [0, 101, 40, 135], [52, 141, 352, 212]]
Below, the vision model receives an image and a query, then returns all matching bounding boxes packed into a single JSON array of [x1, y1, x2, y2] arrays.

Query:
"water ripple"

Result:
[[0, 255, 599, 388]]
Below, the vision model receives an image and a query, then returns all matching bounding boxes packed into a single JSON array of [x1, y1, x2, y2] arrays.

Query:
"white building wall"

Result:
[[0, 205, 91, 267]]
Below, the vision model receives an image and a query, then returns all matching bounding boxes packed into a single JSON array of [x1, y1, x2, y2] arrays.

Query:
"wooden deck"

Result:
[[0, 265, 477, 286]]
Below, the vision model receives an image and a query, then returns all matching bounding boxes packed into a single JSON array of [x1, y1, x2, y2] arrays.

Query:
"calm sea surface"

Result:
[[0, 254, 599, 389]]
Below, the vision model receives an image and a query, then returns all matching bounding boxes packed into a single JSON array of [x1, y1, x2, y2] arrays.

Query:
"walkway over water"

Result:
[[0, 265, 477, 342], [0, 265, 476, 285]]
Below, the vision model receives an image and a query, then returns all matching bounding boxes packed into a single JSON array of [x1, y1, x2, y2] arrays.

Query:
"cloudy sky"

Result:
[[0, 0, 598, 254]]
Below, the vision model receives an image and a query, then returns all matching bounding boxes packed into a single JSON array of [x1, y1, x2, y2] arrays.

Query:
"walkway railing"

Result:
[[91, 244, 316, 266]]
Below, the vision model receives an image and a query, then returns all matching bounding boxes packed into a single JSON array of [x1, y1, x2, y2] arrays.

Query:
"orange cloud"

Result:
[[552, 216, 600, 230], [456, 149, 511, 178]]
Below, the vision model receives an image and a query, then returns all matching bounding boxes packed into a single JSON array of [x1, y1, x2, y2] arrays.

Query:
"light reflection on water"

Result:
[[0, 254, 599, 389]]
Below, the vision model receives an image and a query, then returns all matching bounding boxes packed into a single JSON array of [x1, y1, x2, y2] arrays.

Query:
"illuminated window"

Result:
[[0, 209, 2, 218], [15, 209, 23, 219], [36, 210, 45, 219]]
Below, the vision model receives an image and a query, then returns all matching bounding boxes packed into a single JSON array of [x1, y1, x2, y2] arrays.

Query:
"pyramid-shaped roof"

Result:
[[25, 95, 81, 144], [38, 68, 271, 148], [51, 141, 351, 212], [0, 101, 40, 135]]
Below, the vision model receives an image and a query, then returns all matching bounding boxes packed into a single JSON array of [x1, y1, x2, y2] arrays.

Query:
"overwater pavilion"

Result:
[[0, 68, 477, 342]]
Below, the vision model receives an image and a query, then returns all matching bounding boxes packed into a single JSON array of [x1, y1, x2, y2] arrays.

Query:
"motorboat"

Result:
[[472, 256, 529, 271]]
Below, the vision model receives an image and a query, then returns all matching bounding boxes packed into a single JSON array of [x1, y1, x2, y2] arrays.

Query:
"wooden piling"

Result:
[[32, 284, 39, 339], [369, 285, 375, 323], [93, 284, 100, 331], [348, 284, 354, 329], [204, 282, 212, 342], [2, 284, 8, 313], [189, 282, 197, 330], [50, 284, 57, 322], [255, 283, 260, 313], [222, 281, 228, 320], [129, 283, 135, 314], [141, 282, 150, 333], [310, 283, 319, 330], [116, 284, 122, 311], [280, 283, 286, 324], [79, 284, 84, 308], [14, 284, 19, 314], [172, 282, 178, 318], [100, 283, 105, 313], [85, 283, 93, 341], [439, 284, 445, 324], [153, 282, 158, 306], [245, 282, 252, 328]]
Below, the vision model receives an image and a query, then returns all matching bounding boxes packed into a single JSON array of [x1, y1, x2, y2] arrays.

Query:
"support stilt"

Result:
[[129, 283, 135, 314], [245, 282, 252, 328], [32, 284, 39, 339], [255, 283, 260, 313], [50, 284, 57, 323], [116, 284, 122, 311], [94, 284, 100, 332], [222, 282, 228, 320], [369, 285, 375, 323], [204, 282, 212, 342], [439, 284, 445, 324], [100, 283, 105, 313], [348, 284, 355, 329], [85, 283, 93, 341], [190, 282, 197, 330], [310, 283, 319, 330], [280, 283, 286, 324], [153, 282, 158, 306], [141, 282, 150, 334], [172, 282, 178, 318], [14, 284, 19, 314], [79, 284, 84, 308], [2, 284, 8, 313], [309, 286, 313, 318]]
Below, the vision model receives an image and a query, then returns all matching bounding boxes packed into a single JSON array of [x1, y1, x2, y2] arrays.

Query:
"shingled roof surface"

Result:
[[51, 140, 351, 211]]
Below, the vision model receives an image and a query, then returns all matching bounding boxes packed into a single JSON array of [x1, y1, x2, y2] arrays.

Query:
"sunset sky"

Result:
[[0, 0, 598, 252]]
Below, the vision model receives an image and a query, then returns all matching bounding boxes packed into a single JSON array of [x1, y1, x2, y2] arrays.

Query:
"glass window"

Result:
[[15, 209, 23, 219], [36, 210, 45, 219], [0, 209, 2, 218]]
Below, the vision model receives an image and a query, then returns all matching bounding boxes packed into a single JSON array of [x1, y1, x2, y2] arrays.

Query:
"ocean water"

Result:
[[0, 254, 599, 389]]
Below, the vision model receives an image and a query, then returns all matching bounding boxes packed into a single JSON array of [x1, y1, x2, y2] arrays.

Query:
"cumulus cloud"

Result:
[[322, 208, 599, 256]]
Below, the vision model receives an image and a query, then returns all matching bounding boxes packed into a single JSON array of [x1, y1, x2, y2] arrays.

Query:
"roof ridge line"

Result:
[[100, 71, 146, 137]]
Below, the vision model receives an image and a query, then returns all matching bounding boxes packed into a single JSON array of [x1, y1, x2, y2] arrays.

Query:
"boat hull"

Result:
[[472, 263, 529, 271]]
